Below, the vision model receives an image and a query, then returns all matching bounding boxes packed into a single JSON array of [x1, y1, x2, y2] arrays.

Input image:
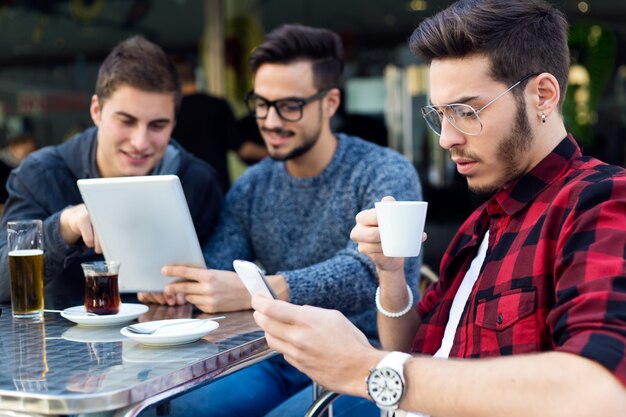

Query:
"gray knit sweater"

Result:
[[203, 133, 423, 340]]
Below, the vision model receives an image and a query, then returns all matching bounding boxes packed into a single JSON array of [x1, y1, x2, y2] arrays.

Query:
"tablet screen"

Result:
[[77, 175, 206, 292]]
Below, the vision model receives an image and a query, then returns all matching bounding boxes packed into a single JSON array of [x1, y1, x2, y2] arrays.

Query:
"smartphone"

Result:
[[233, 260, 276, 299]]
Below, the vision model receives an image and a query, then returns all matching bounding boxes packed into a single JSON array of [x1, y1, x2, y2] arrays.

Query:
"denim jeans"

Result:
[[150, 355, 311, 417], [265, 385, 380, 417]]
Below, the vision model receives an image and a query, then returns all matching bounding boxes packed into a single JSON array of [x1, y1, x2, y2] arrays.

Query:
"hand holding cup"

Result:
[[375, 199, 428, 257]]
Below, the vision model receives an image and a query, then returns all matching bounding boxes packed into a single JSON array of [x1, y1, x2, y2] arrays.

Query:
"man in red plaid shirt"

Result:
[[251, 0, 626, 416]]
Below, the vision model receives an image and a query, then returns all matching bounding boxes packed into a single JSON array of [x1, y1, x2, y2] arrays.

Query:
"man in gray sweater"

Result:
[[140, 24, 423, 417]]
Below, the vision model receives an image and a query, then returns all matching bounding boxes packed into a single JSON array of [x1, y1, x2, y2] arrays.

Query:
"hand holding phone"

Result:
[[233, 260, 276, 299]]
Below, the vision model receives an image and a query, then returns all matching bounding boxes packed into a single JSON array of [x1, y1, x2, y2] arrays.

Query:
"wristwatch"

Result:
[[366, 351, 412, 416]]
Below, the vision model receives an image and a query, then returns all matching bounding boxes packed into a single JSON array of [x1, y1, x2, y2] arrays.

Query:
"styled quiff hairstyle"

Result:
[[409, 0, 570, 109], [248, 24, 344, 90], [95, 35, 181, 108]]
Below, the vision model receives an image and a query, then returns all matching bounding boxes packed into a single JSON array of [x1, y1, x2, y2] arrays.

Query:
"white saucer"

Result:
[[61, 303, 149, 327], [120, 319, 219, 346], [62, 325, 127, 343]]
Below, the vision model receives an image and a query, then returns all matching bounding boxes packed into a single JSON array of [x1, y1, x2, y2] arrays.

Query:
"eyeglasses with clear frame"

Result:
[[244, 89, 329, 122], [420, 73, 538, 136]]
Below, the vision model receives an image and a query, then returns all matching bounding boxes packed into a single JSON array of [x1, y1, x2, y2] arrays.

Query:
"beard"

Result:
[[264, 107, 323, 162], [467, 99, 533, 195]]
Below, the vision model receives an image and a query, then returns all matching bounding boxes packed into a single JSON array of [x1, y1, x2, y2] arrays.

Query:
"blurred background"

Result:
[[0, 0, 624, 268]]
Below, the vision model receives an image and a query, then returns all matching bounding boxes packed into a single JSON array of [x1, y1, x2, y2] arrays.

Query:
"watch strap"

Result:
[[377, 351, 412, 374], [369, 351, 412, 413]]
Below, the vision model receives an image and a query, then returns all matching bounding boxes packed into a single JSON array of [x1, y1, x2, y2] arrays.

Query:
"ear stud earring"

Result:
[[541, 112, 546, 124]]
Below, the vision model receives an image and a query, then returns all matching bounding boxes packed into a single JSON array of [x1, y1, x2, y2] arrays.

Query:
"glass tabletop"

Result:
[[0, 304, 271, 416]]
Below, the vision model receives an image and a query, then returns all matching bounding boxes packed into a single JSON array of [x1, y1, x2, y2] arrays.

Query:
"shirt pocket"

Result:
[[473, 287, 538, 354]]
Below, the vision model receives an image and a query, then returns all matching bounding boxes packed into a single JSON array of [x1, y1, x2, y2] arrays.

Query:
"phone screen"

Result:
[[233, 260, 276, 299]]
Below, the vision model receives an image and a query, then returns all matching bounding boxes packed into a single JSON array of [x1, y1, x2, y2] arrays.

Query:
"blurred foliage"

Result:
[[564, 21, 616, 146], [225, 14, 265, 117]]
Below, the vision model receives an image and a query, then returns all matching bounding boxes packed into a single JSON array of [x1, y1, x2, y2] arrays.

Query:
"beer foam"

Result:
[[8, 249, 44, 256]]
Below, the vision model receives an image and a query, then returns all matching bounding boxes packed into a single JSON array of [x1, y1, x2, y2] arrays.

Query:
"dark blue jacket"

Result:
[[0, 127, 222, 308]]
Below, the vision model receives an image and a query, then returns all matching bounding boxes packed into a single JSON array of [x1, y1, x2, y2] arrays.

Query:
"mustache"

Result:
[[450, 148, 481, 162], [261, 127, 295, 136]]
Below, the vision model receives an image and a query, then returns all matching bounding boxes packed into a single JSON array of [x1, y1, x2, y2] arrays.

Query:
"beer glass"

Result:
[[7, 220, 44, 319]]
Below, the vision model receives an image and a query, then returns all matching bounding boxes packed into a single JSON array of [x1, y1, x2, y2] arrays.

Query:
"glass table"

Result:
[[0, 304, 273, 417]]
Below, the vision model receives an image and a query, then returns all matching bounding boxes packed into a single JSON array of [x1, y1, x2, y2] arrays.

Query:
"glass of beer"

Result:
[[81, 261, 121, 315], [7, 220, 44, 319]]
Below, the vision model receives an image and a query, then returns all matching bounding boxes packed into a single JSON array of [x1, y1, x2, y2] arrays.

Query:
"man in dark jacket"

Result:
[[0, 36, 222, 309]]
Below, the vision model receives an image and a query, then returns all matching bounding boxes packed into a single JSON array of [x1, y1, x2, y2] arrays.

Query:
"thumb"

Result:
[[381, 195, 396, 202]]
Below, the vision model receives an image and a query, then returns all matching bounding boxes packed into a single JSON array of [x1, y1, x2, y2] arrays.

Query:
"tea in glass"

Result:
[[81, 261, 121, 315]]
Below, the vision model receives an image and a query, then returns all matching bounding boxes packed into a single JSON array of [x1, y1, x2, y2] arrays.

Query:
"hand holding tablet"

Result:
[[77, 175, 206, 293]]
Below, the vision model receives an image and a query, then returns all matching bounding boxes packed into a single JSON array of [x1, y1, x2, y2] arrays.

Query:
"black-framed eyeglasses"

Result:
[[244, 89, 329, 122], [420, 73, 538, 136]]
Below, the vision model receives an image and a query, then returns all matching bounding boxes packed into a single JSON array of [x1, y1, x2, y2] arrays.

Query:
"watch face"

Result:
[[367, 367, 404, 407]]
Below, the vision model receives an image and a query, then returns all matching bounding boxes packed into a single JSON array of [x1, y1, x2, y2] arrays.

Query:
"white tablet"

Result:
[[77, 175, 206, 292]]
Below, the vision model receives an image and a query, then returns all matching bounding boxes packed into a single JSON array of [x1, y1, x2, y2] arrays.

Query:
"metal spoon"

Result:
[[44, 309, 99, 316], [125, 316, 225, 335]]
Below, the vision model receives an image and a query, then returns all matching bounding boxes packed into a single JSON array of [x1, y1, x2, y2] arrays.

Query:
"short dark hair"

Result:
[[95, 35, 181, 108], [248, 24, 344, 90], [409, 0, 570, 109], [7, 133, 35, 146], [6, 133, 36, 149]]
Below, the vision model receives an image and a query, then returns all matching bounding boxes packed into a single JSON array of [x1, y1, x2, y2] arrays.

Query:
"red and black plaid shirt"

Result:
[[413, 135, 626, 386]]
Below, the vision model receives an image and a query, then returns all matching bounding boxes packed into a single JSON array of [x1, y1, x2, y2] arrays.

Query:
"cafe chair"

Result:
[[303, 387, 388, 417], [304, 265, 439, 417], [304, 383, 341, 417]]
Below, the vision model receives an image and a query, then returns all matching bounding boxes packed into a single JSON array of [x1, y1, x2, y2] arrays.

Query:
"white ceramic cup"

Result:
[[375, 201, 428, 257]]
